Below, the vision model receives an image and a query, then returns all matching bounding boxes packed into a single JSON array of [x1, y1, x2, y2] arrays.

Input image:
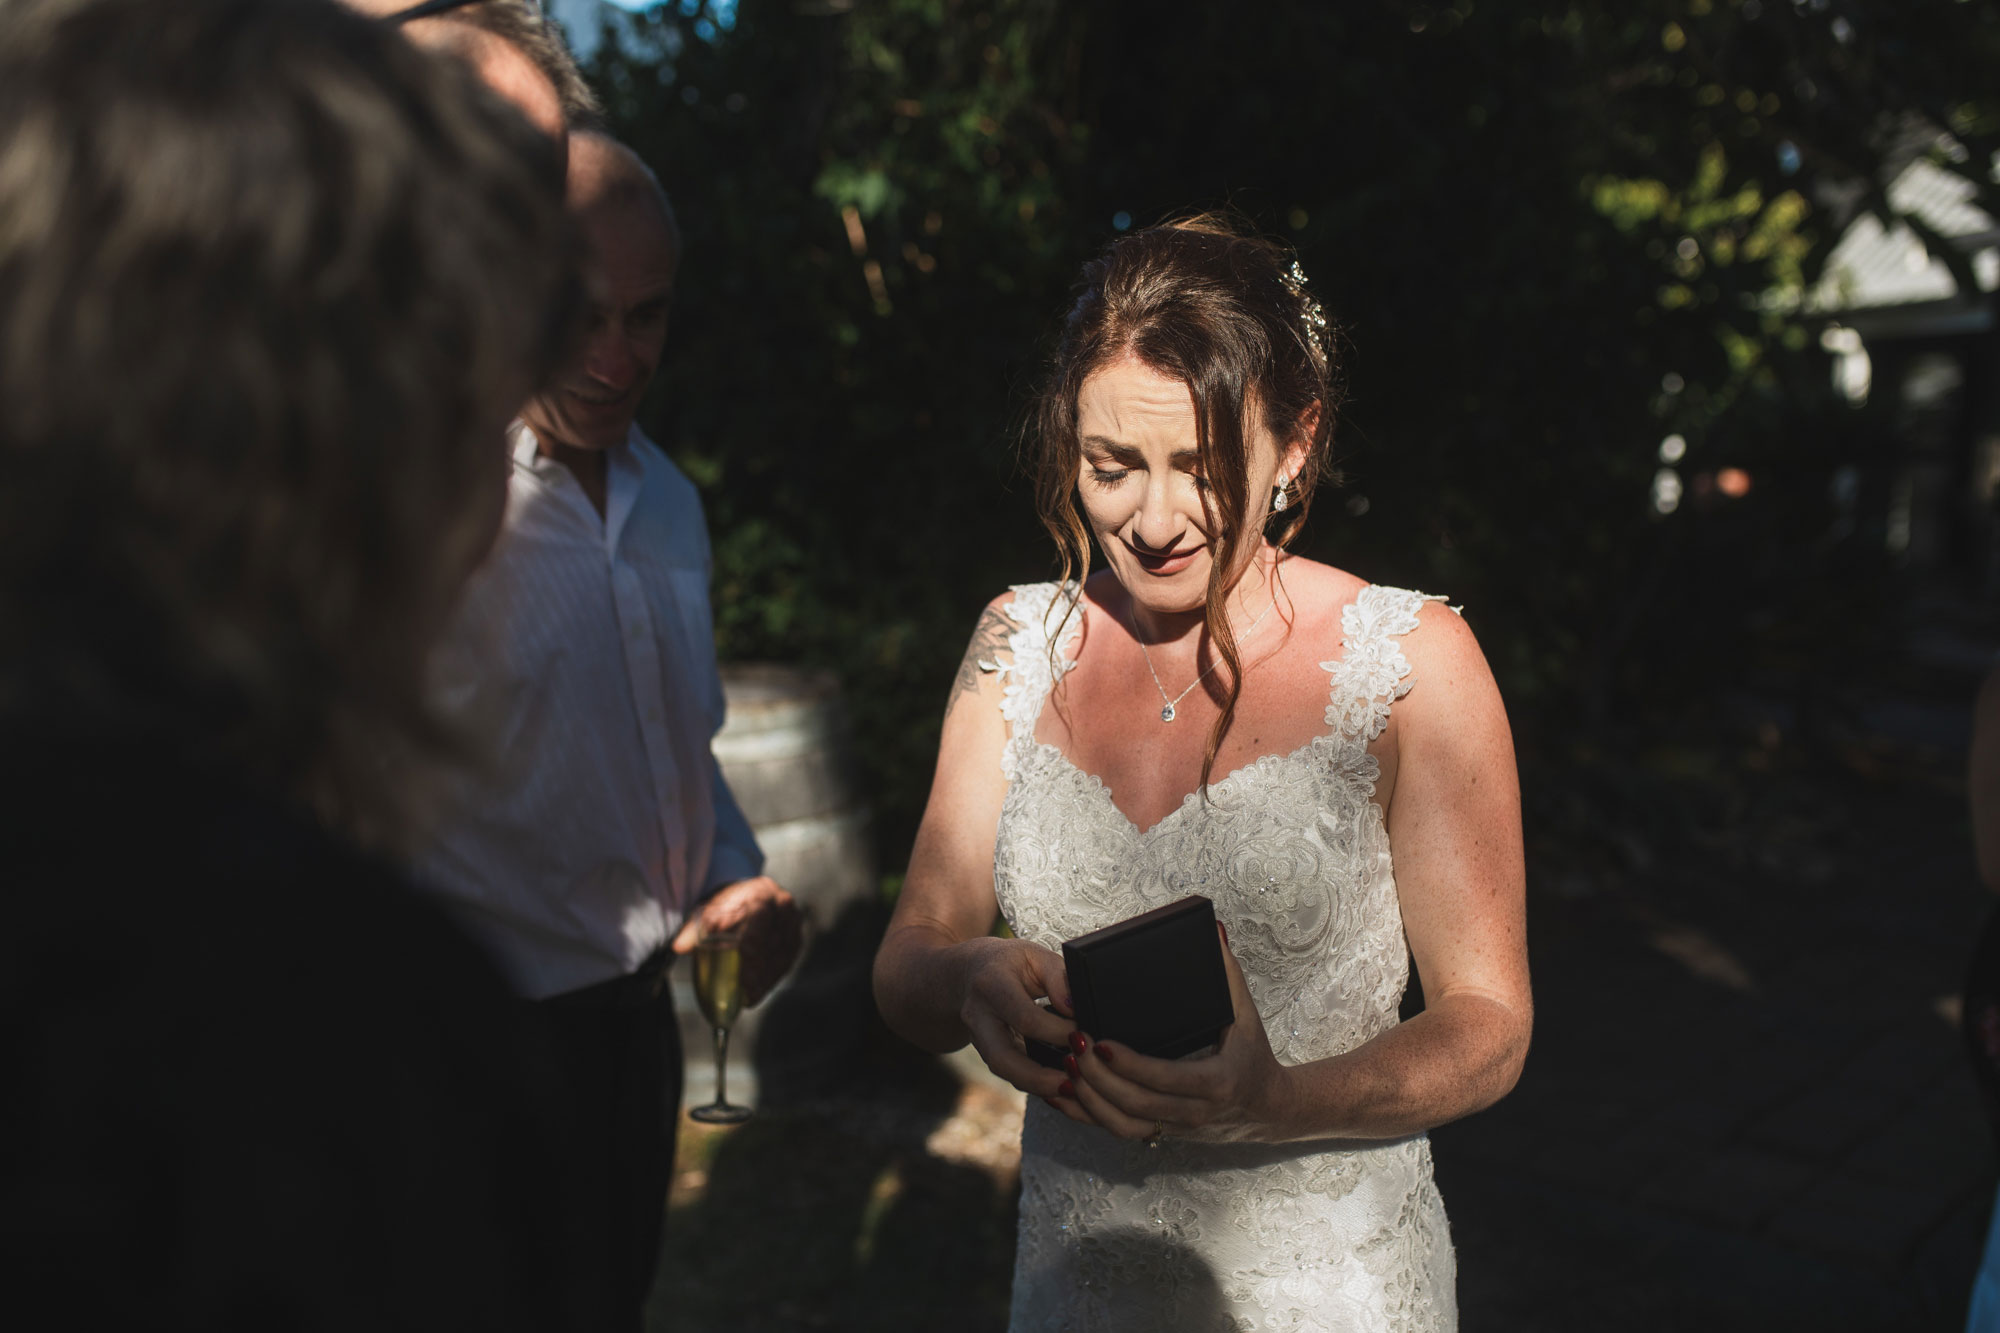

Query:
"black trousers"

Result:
[[538, 954, 683, 1332]]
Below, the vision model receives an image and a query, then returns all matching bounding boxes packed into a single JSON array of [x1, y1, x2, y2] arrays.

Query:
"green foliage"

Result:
[[580, 0, 2000, 859]]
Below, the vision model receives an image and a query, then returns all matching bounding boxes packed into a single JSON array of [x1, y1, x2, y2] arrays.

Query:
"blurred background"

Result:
[[548, 1, 2000, 1327]]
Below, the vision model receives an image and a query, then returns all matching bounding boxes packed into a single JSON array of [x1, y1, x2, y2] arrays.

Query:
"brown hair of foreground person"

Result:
[[0, 0, 582, 851], [424, 0, 602, 128]]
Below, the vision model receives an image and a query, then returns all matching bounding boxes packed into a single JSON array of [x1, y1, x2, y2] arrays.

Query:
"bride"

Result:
[[873, 215, 1530, 1331]]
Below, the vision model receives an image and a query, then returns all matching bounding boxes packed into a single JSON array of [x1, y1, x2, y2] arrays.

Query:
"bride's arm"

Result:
[[872, 596, 1079, 1101], [1068, 601, 1530, 1144], [1297, 599, 1531, 1137]]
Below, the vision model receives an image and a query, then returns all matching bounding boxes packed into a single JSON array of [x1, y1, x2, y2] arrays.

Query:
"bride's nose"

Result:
[[1131, 472, 1189, 551]]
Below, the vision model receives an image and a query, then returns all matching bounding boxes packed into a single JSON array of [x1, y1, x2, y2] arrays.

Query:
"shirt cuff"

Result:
[[700, 839, 765, 901]]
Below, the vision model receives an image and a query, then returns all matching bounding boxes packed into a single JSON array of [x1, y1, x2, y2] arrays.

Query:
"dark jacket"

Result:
[[0, 736, 613, 1331]]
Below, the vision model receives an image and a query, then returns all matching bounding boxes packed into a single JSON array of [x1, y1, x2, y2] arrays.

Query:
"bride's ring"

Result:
[[1144, 1119, 1165, 1147]]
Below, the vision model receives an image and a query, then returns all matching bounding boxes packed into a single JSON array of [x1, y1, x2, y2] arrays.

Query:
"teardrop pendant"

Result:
[[1161, 702, 1176, 722]]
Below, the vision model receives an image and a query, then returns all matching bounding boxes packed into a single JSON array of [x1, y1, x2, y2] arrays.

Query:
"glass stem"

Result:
[[712, 1025, 731, 1106]]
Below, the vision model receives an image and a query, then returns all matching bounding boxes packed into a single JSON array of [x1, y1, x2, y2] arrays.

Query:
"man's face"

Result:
[[520, 199, 676, 451]]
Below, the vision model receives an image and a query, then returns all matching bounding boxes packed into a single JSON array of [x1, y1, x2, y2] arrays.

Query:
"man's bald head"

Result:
[[568, 131, 680, 263], [517, 133, 681, 455]]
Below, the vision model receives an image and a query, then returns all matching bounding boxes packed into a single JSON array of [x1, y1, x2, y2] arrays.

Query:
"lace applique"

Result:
[[994, 581, 1084, 780], [1354, 1141, 1458, 1333], [1323, 585, 1449, 741], [1216, 1139, 1451, 1333], [994, 582, 1458, 1332]]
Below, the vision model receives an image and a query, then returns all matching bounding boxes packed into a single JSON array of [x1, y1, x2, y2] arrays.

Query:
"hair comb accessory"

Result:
[[1280, 258, 1331, 368]]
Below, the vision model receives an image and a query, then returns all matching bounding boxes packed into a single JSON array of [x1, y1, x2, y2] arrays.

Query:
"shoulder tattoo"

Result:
[[947, 603, 1014, 708]]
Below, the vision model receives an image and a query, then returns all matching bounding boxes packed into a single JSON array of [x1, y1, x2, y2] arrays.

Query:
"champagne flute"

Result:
[[688, 924, 752, 1124]]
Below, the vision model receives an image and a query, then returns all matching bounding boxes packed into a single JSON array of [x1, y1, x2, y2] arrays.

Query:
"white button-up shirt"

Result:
[[417, 423, 762, 999]]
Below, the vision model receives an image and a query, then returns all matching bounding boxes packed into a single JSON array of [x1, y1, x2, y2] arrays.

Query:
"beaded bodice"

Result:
[[990, 580, 1458, 1333]]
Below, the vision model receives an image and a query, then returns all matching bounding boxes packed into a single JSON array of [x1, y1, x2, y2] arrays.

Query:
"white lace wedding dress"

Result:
[[992, 581, 1458, 1333]]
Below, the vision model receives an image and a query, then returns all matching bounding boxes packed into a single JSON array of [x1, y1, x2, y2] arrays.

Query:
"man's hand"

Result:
[[671, 876, 803, 1008]]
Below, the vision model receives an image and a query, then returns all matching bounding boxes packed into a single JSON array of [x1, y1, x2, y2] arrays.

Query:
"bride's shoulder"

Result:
[[955, 579, 1083, 669], [1283, 558, 1459, 635], [944, 581, 1086, 722], [1281, 557, 1483, 680], [1274, 555, 1364, 608], [973, 578, 1089, 640], [1272, 557, 1377, 635], [1347, 579, 1488, 715], [944, 590, 1024, 723]]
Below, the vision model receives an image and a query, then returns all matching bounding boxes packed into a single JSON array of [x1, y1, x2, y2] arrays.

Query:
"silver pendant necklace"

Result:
[[1130, 593, 1276, 722]]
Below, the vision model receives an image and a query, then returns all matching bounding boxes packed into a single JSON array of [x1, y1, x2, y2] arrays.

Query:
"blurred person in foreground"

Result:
[[0, 0, 607, 1326], [417, 128, 803, 1323], [354, 0, 599, 155], [875, 216, 1531, 1329]]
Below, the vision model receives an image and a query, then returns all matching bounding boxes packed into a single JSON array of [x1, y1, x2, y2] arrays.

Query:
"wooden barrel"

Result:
[[674, 663, 879, 1107], [707, 664, 875, 924]]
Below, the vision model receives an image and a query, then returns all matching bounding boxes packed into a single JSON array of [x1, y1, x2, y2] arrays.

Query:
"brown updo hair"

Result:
[[1031, 212, 1343, 787]]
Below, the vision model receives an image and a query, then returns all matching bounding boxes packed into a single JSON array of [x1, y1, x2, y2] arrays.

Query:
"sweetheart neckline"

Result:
[[1028, 732, 1374, 838]]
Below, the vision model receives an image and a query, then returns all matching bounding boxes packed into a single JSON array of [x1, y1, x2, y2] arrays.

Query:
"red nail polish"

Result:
[[1043, 1097, 1059, 1110], [1064, 1053, 1079, 1078], [1068, 1031, 1088, 1055], [1099, 1043, 1115, 1065], [1058, 1080, 1074, 1097]]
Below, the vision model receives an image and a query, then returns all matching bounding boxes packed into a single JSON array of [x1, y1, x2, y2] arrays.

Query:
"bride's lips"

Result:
[[1128, 541, 1204, 576]]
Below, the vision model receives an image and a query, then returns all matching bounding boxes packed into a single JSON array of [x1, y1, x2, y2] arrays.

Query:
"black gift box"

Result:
[[1027, 895, 1234, 1067]]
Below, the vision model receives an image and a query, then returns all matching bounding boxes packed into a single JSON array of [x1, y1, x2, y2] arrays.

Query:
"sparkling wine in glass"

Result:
[[689, 926, 752, 1124]]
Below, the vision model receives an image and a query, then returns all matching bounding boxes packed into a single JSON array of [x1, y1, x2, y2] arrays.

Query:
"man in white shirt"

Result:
[[421, 130, 802, 1326]]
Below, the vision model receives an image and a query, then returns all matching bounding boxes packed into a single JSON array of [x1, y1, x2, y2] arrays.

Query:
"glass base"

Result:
[[689, 1100, 753, 1124]]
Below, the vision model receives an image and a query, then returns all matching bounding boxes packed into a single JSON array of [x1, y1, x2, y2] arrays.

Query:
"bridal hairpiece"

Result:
[[1279, 258, 1330, 369]]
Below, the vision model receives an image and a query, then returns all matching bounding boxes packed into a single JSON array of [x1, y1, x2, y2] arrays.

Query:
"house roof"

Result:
[[1810, 144, 1998, 334]]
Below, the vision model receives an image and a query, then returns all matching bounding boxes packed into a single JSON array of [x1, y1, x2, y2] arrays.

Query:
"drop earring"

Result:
[[1272, 477, 1292, 513]]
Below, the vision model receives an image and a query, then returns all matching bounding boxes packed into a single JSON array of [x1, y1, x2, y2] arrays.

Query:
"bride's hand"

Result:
[[1059, 923, 1289, 1143], [954, 935, 1087, 1104]]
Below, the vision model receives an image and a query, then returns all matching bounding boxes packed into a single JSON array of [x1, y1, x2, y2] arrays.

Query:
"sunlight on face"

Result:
[[1075, 354, 1297, 618], [520, 189, 677, 452]]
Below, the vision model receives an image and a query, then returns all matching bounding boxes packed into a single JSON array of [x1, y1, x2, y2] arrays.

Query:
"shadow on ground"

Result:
[[648, 903, 1019, 1332], [1436, 660, 1996, 1331]]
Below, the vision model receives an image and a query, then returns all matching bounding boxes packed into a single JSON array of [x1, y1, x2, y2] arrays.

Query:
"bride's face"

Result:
[[1075, 354, 1298, 618]]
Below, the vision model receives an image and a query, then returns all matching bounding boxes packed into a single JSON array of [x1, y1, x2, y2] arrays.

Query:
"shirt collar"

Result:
[[508, 420, 547, 473], [508, 421, 648, 551]]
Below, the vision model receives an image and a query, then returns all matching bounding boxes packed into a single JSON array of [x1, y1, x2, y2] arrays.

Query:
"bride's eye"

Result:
[[1087, 466, 1130, 487]]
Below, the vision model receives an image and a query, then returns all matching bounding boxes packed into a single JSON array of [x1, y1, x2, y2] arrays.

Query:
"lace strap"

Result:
[[991, 581, 1083, 778], [1320, 584, 1452, 743]]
